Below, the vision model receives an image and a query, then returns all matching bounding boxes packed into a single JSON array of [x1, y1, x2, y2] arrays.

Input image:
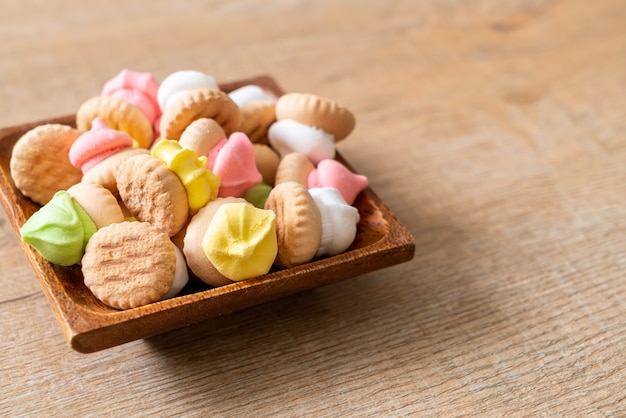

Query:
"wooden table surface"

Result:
[[1, 0, 624, 415]]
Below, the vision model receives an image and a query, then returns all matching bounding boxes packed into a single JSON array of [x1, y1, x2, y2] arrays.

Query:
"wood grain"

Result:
[[1, 0, 624, 416]]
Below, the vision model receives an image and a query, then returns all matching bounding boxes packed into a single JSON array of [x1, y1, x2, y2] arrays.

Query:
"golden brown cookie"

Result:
[[275, 93, 355, 141], [116, 153, 189, 237], [274, 152, 315, 187], [253, 144, 280, 186], [264, 181, 321, 268], [10, 123, 82, 205], [81, 147, 149, 198], [238, 100, 276, 144], [159, 88, 239, 140], [76, 95, 154, 149], [178, 117, 226, 157], [183, 197, 246, 287], [66, 182, 124, 229], [82, 221, 176, 310]]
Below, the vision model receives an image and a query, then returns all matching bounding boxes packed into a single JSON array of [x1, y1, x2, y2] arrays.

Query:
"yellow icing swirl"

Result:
[[151, 139, 220, 212], [202, 202, 277, 281]]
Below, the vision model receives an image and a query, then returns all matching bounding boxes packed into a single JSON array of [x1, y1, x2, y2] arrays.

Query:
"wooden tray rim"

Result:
[[0, 75, 415, 353]]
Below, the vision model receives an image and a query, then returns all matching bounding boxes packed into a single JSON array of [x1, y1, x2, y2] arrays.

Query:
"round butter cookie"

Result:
[[116, 153, 189, 237], [264, 181, 321, 268], [275, 93, 355, 141], [238, 100, 276, 144], [76, 95, 154, 148], [274, 152, 315, 187], [10, 123, 82, 205], [253, 144, 280, 186], [82, 221, 176, 310], [159, 88, 239, 140]]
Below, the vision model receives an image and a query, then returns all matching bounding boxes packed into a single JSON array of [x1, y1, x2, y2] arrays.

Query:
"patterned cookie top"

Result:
[[264, 181, 321, 269], [159, 88, 239, 140], [82, 221, 175, 310], [275, 93, 355, 141], [116, 153, 189, 237]]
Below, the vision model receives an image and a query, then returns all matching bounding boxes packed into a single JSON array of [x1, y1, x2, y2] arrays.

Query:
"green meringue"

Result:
[[20, 190, 97, 266], [243, 182, 272, 209]]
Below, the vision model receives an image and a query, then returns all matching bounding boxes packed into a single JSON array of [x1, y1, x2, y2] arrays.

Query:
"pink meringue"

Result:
[[69, 118, 133, 174], [206, 138, 228, 171], [101, 69, 161, 126], [212, 132, 263, 198], [307, 159, 368, 205]]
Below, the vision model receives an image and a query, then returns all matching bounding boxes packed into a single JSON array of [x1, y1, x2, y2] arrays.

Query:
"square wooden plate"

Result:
[[0, 75, 415, 353]]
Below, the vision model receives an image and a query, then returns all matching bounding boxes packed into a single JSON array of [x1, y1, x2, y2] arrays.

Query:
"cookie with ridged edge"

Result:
[[238, 100, 276, 144], [275, 93, 355, 141], [82, 221, 175, 310], [159, 88, 239, 140], [116, 153, 189, 237], [10, 123, 82, 205], [81, 147, 149, 199], [264, 181, 321, 268], [183, 197, 247, 287], [274, 152, 315, 187], [76, 95, 154, 149]]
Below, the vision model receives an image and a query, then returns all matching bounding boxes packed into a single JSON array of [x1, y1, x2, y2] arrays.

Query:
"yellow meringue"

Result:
[[201, 202, 277, 281], [151, 139, 220, 212]]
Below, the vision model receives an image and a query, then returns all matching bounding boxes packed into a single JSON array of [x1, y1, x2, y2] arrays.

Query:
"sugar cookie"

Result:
[[274, 152, 315, 187], [10, 123, 82, 205], [116, 153, 189, 236], [264, 181, 321, 268], [82, 221, 176, 310]]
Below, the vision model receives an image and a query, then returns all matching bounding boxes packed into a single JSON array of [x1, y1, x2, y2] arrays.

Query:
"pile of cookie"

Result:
[[11, 69, 368, 310]]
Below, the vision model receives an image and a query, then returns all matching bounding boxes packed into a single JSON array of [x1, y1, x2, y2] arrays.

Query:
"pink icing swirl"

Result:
[[69, 118, 133, 173]]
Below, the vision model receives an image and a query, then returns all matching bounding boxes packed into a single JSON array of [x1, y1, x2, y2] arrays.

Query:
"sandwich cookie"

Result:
[[268, 92, 356, 164]]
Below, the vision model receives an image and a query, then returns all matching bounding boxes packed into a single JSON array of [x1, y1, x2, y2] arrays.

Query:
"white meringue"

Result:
[[268, 119, 336, 164], [228, 84, 276, 107], [157, 70, 218, 111], [309, 187, 360, 258], [162, 244, 189, 299]]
